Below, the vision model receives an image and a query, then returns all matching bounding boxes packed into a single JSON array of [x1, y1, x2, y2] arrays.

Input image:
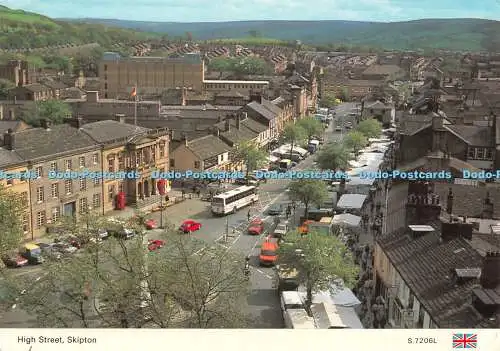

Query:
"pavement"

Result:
[[0, 105, 354, 329]]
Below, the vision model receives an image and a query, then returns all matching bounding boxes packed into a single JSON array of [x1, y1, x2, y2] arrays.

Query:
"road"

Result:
[[0, 105, 351, 328]]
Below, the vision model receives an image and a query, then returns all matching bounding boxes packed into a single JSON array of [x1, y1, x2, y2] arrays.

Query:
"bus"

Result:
[[211, 185, 258, 215]]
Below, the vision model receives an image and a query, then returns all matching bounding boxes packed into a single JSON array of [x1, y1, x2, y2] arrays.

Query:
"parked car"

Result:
[[335, 126, 342, 131], [114, 228, 136, 240], [96, 228, 109, 239], [268, 203, 283, 216], [52, 242, 78, 255], [19, 243, 44, 265], [248, 218, 265, 235], [144, 219, 158, 230], [148, 239, 165, 251], [36, 242, 62, 260], [179, 219, 202, 233], [2, 254, 28, 268]]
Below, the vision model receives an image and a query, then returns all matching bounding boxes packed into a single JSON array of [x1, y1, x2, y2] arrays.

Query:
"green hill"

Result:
[[70, 18, 500, 52], [0, 5, 160, 49]]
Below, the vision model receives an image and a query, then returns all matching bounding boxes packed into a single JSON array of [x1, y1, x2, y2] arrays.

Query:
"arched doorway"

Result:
[[144, 179, 150, 197]]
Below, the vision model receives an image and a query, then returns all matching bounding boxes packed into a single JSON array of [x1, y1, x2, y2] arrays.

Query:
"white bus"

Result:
[[211, 185, 258, 215]]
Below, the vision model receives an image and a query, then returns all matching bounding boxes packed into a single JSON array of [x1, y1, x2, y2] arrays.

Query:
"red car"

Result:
[[144, 219, 158, 230], [248, 218, 265, 235], [2, 254, 28, 268], [179, 220, 202, 233], [148, 239, 165, 251]]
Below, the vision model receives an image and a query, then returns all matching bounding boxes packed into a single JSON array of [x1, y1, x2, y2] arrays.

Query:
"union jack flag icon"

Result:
[[453, 333, 477, 348]]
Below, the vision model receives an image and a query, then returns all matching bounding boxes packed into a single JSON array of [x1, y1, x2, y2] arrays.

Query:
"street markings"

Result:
[[255, 269, 273, 279]]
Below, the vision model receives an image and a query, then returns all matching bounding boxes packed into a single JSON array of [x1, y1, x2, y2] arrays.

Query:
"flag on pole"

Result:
[[130, 86, 137, 98]]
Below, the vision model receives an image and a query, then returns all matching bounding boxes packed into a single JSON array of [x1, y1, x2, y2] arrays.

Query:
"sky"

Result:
[[2, 0, 500, 22]]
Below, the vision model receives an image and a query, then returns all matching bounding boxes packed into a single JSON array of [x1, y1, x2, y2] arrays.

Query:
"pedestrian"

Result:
[[247, 210, 251, 221], [196, 188, 201, 198], [192, 185, 196, 194], [165, 195, 169, 203], [181, 189, 185, 199]]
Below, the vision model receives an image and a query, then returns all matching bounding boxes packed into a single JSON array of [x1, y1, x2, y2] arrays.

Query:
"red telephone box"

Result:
[[116, 192, 126, 210], [157, 179, 166, 195]]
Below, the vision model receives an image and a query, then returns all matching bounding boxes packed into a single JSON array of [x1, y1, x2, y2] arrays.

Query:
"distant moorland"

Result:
[[0, 5, 160, 49], [64, 18, 500, 52]]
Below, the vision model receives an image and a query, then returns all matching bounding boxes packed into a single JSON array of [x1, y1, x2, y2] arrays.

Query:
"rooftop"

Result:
[[362, 64, 403, 76], [0, 147, 23, 168], [80, 120, 150, 143], [377, 224, 496, 328], [185, 135, 231, 160]]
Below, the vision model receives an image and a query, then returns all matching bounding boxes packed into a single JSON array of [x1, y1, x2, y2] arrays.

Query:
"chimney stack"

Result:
[[236, 113, 241, 130], [169, 129, 174, 141], [86, 91, 99, 103], [249, 91, 262, 104], [3, 128, 15, 150], [64, 117, 84, 128], [481, 192, 494, 219], [225, 119, 231, 132], [213, 127, 220, 137], [183, 133, 188, 146], [480, 251, 500, 289], [40, 119, 51, 130], [446, 187, 453, 218], [114, 114, 126, 123]]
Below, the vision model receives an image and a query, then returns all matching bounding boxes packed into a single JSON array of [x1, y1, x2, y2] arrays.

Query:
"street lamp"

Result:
[[157, 179, 166, 229]]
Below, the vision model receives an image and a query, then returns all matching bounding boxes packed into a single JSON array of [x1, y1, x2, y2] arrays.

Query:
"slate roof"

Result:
[[377, 225, 496, 328], [0, 147, 23, 167], [433, 183, 500, 219], [362, 64, 402, 76], [215, 118, 260, 145], [445, 125, 493, 147], [11, 124, 98, 161], [186, 135, 231, 160], [81, 120, 149, 143], [247, 101, 277, 121], [42, 81, 68, 90], [0, 121, 28, 136], [22, 83, 50, 92]]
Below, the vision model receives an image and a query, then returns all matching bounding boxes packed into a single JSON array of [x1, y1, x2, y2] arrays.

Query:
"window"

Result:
[[476, 148, 485, 159], [92, 153, 99, 165], [92, 193, 101, 208], [485, 148, 493, 160], [194, 161, 201, 169], [65, 159, 72, 170], [170, 159, 175, 167], [467, 147, 475, 159], [51, 183, 59, 198], [93, 177, 100, 187], [79, 178, 87, 191], [118, 153, 125, 170], [22, 214, 29, 233], [52, 206, 61, 222], [64, 179, 73, 195], [104, 83, 108, 89], [79, 198, 88, 214], [20, 191, 28, 207], [160, 142, 165, 157], [35, 166, 43, 178], [50, 162, 57, 172], [6, 178, 13, 186], [79, 156, 85, 168], [36, 186, 44, 203], [108, 185, 115, 201], [104, 64, 108, 71], [108, 157, 115, 172], [36, 211, 46, 228]]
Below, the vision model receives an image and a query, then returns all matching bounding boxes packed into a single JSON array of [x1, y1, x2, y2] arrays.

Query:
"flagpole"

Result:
[[134, 83, 138, 127]]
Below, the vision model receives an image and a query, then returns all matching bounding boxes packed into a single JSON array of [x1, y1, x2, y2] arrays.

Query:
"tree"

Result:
[[5, 216, 251, 328], [344, 131, 367, 153], [21, 100, 72, 127], [297, 117, 323, 140], [356, 119, 382, 139], [316, 144, 351, 171], [281, 123, 306, 160], [277, 230, 359, 311], [319, 92, 339, 108], [288, 179, 327, 219], [337, 87, 350, 102], [0, 186, 25, 257], [235, 140, 268, 177], [0, 78, 15, 99]]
